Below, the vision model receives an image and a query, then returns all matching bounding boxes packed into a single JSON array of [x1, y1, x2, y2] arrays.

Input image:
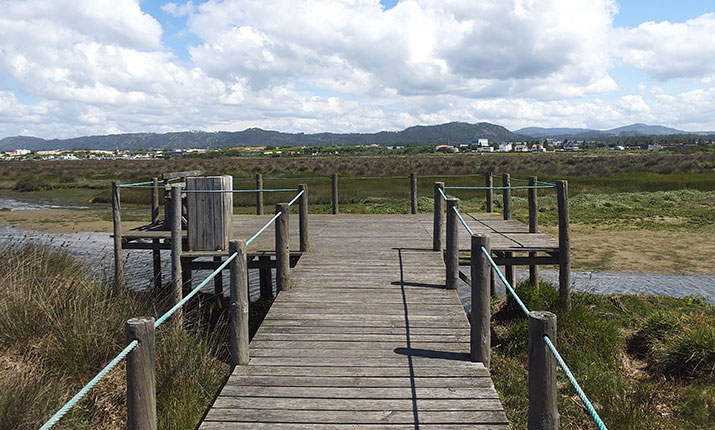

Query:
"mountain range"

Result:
[[0, 122, 710, 152]]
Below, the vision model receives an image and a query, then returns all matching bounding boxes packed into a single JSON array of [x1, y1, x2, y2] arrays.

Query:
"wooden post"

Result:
[[259, 256, 273, 299], [502, 174, 514, 288], [151, 178, 161, 290], [433, 182, 445, 251], [528, 311, 559, 430], [213, 256, 224, 296], [502, 173, 511, 220], [471, 234, 491, 368], [170, 185, 183, 326], [229, 240, 249, 366], [528, 176, 539, 288], [298, 184, 309, 252], [331, 173, 339, 214], [275, 203, 290, 292], [485, 172, 493, 213], [410, 172, 418, 214], [445, 199, 459, 290], [126, 316, 156, 430], [111, 181, 123, 288], [256, 173, 264, 215], [556, 180, 571, 310]]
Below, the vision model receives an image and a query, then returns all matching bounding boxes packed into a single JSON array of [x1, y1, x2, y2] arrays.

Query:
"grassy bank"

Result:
[[489, 282, 714, 429], [0, 245, 231, 429]]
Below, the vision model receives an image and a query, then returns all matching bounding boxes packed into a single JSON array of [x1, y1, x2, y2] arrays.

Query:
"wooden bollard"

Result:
[[528, 176, 539, 288], [111, 181, 123, 288], [256, 174, 264, 215], [528, 311, 559, 430], [213, 256, 224, 297], [331, 173, 339, 214], [410, 173, 418, 214], [445, 199, 459, 290], [298, 184, 309, 252], [556, 180, 571, 310], [170, 185, 183, 326], [471, 234, 491, 367], [485, 171, 493, 213], [433, 182, 445, 251], [229, 240, 249, 366], [502, 174, 514, 288], [151, 178, 161, 290], [275, 203, 290, 292], [126, 317, 156, 430]]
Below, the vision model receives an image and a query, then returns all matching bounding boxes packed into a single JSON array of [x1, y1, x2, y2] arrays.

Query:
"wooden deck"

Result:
[[199, 215, 520, 429]]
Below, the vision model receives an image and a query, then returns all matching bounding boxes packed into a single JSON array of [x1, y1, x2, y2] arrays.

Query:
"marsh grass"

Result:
[[0, 245, 230, 429], [490, 281, 715, 429]]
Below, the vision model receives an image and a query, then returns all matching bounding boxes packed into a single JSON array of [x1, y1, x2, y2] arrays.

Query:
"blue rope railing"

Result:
[[39, 340, 139, 430], [183, 188, 298, 193], [246, 212, 281, 245], [438, 188, 447, 201], [543, 336, 609, 430], [453, 206, 474, 236], [445, 185, 555, 190], [480, 246, 531, 317], [288, 189, 304, 207], [154, 254, 237, 328]]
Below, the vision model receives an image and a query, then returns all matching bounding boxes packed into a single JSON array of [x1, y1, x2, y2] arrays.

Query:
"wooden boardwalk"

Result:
[[200, 215, 514, 429]]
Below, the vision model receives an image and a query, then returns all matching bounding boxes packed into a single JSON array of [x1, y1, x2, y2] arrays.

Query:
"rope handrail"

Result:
[[183, 188, 298, 193], [246, 212, 282, 245], [453, 206, 474, 236], [543, 336, 609, 430], [480, 246, 531, 317], [444, 185, 555, 190], [288, 189, 304, 207], [39, 340, 139, 429], [438, 188, 447, 201], [154, 253, 237, 328], [118, 181, 155, 188], [509, 178, 555, 186], [342, 175, 407, 180]]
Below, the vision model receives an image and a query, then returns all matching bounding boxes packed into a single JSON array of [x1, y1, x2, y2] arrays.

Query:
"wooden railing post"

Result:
[[433, 182, 445, 251], [556, 180, 571, 310], [471, 234, 491, 367], [276, 203, 290, 292], [528, 176, 539, 288], [111, 181, 123, 288], [528, 311, 559, 430], [410, 172, 418, 214], [229, 240, 249, 366], [126, 316, 156, 430], [256, 173, 264, 215], [331, 173, 339, 214], [259, 256, 273, 299], [485, 171, 493, 213], [170, 185, 183, 326], [445, 198, 459, 290], [502, 174, 514, 288], [151, 177, 161, 290], [298, 184, 309, 252]]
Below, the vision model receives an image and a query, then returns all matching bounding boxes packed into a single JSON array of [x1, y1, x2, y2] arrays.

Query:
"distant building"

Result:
[[476, 146, 494, 152], [7, 149, 30, 156], [498, 143, 512, 152], [514, 144, 529, 152]]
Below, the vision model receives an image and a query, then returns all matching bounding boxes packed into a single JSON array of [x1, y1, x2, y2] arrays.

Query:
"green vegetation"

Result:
[[0, 245, 230, 429], [490, 281, 714, 430]]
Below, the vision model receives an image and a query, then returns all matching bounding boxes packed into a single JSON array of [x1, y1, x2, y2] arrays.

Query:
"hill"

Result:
[[0, 122, 522, 152], [516, 123, 691, 139]]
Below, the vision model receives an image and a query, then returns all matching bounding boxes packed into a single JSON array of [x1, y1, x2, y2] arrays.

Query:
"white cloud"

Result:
[[614, 13, 715, 80]]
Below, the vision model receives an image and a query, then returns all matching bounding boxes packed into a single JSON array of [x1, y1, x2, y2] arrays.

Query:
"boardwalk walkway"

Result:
[[200, 215, 510, 429]]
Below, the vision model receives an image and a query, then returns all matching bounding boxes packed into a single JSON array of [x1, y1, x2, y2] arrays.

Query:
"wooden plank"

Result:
[[203, 409, 507, 424], [210, 396, 501, 410], [201, 423, 509, 430]]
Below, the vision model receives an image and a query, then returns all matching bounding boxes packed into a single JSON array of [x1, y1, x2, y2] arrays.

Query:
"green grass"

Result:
[[489, 282, 715, 430], [0, 245, 230, 429]]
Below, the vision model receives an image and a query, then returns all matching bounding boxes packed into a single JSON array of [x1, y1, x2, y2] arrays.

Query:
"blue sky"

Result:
[[1, 0, 714, 138]]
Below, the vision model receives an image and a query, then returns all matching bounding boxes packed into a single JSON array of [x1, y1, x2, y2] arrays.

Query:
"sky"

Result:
[[1, 0, 715, 139]]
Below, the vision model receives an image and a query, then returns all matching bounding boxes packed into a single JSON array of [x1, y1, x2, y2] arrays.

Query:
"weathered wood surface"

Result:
[[201, 214, 509, 429]]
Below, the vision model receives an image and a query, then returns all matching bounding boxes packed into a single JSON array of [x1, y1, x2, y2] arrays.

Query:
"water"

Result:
[[0, 198, 89, 211]]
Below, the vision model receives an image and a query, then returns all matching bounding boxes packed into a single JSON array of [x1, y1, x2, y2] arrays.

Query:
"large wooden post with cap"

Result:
[[528, 311, 559, 430], [433, 182, 445, 251], [471, 234, 491, 367], [126, 316, 156, 430], [557, 180, 571, 310], [445, 198, 459, 290]]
